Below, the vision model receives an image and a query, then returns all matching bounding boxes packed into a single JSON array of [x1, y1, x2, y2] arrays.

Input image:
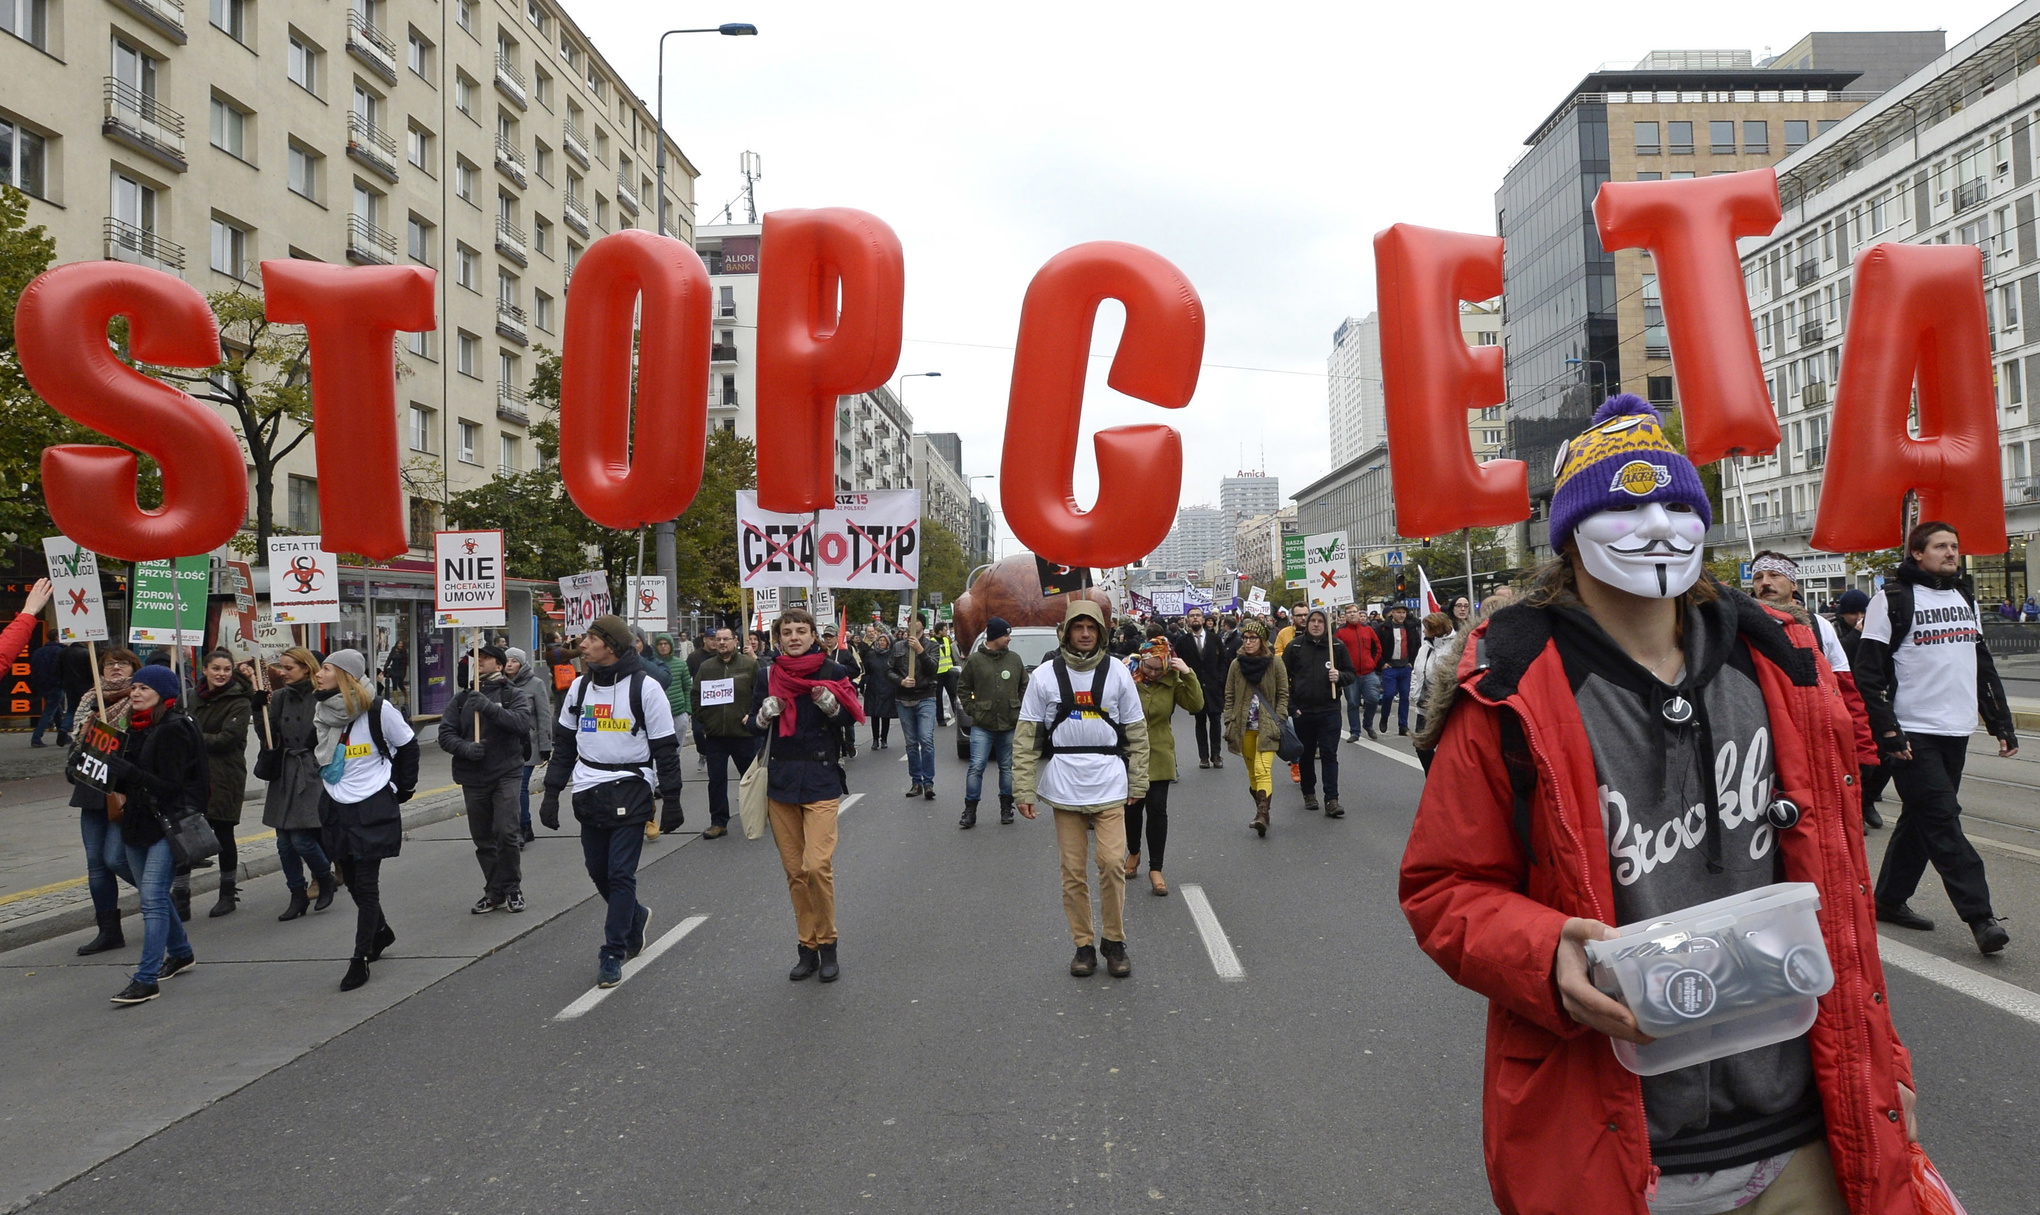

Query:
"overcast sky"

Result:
[[576, 0, 2009, 556]]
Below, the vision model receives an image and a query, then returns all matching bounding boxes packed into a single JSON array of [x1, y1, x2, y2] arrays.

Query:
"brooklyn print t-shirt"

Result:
[[1861, 584, 1981, 737]]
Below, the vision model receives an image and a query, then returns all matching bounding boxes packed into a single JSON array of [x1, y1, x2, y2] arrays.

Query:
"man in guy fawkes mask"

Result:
[[1399, 395, 1920, 1215]]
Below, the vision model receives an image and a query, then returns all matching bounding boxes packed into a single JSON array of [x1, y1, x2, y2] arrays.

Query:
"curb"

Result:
[[0, 789, 469, 956], [2015, 709, 2040, 734]]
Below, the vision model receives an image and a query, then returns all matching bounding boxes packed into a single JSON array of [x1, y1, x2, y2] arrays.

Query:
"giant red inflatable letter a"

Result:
[[1813, 243, 2007, 553]]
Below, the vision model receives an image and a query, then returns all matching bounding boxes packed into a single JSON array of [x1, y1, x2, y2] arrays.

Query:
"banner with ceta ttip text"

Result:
[[737, 489, 921, 591]]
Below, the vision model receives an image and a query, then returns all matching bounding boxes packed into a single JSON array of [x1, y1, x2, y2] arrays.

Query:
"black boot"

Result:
[[789, 945, 819, 981], [277, 889, 310, 922], [817, 942, 840, 982], [999, 795, 1015, 825], [172, 885, 192, 923], [367, 920, 396, 962], [340, 957, 371, 991], [313, 870, 337, 912], [209, 879, 238, 918], [1863, 803, 1884, 830], [76, 908, 126, 956], [960, 800, 978, 829]]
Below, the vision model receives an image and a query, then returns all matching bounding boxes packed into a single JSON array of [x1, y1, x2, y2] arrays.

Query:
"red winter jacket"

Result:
[[0, 611, 41, 679], [1335, 622, 1382, 676], [1400, 597, 1918, 1215]]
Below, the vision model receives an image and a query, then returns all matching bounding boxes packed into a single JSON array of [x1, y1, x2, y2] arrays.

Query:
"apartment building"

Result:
[[910, 431, 969, 546], [1734, 1, 2040, 606], [1326, 313, 1380, 467], [0, 0, 697, 550], [1498, 39, 1944, 554], [1143, 505, 1229, 578], [1232, 505, 1296, 590], [694, 220, 756, 435]]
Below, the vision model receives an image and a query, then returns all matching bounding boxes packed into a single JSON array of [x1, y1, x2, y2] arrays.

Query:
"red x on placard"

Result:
[[846, 519, 913, 579], [67, 587, 90, 614], [740, 519, 815, 578], [1318, 570, 1339, 590]]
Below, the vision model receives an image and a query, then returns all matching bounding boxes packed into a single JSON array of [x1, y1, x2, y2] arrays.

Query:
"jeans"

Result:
[[518, 764, 536, 836], [1344, 673, 1381, 736], [700, 735, 761, 828], [124, 837, 191, 984], [1376, 666, 1413, 731], [1874, 733, 1995, 923], [1295, 709, 1342, 799], [898, 697, 937, 787], [275, 828, 332, 893], [80, 806, 135, 918], [1124, 780, 1170, 870], [336, 856, 387, 960], [966, 726, 1015, 802], [580, 822, 647, 963], [33, 690, 72, 741], [465, 776, 524, 900]]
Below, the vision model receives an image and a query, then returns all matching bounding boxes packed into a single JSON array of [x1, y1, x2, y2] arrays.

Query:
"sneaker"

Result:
[[906, 783, 924, 798], [1289, 762, 1301, 784], [701, 825, 727, 839], [470, 895, 499, 915], [628, 903, 650, 959], [1876, 902, 1935, 932], [923, 785, 936, 801], [1325, 799, 1345, 819], [1972, 917, 2011, 955], [1069, 945, 1098, 977], [110, 980, 160, 1005], [1100, 939, 1133, 978], [1364, 723, 1377, 740], [158, 953, 196, 981], [597, 957, 623, 988], [505, 892, 526, 913]]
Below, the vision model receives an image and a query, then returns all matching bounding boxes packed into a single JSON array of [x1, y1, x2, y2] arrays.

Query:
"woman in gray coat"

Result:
[[506, 647, 551, 846], [255, 647, 338, 921]]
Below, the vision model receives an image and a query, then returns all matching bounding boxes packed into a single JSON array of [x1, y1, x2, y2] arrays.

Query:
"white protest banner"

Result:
[[1245, 586, 1270, 617], [41, 535, 108, 643], [896, 603, 912, 630], [267, 536, 341, 624], [752, 586, 781, 632], [811, 586, 835, 622], [738, 489, 921, 590], [626, 576, 668, 627], [1150, 589, 1185, 617], [1305, 530, 1353, 610], [252, 614, 291, 661], [435, 530, 506, 627], [1183, 586, 1214, 610], [558, 571, 612, 636], [219, 560, 259, 655]]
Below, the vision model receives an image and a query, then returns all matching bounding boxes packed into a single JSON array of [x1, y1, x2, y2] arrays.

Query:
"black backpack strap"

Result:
[[1499, 709, 1537, 872], [630, 673, 647, 737], [1885, 583, 1913, 647], [1038, 656, 1125, 757], [366, 697, 392, 762]]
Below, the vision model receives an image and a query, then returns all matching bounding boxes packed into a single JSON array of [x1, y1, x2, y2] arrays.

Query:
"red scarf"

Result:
[[129, 697, 174, 730], [766, 649, 866, 737]]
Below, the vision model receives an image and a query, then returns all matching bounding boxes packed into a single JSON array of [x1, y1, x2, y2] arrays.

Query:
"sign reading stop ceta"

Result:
[[736, 489, 922, 591]]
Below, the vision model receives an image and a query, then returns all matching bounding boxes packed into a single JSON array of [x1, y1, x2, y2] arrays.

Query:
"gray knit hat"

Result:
[[324, 648, 368, 682]]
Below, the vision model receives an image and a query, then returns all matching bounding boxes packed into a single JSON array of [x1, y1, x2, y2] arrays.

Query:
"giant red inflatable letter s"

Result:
[[261, 260, 436, 560], [755, 209, 904, 513], [1813, 243, 2007, 553], [1374, 224, 1527, 537], [17, 261, 246, 561], [1000, 243, 1203, 570]]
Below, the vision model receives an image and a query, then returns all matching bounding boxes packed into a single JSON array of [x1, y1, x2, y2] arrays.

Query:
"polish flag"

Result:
[[1417, 564, 1442, 616]]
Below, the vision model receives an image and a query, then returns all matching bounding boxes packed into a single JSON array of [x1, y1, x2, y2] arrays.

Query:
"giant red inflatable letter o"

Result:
[[755, 209, 904, 513], [17, 261, 246, 561], [1373, 224, 1528, 537], [559, 230, 711, 528], [261, 260, 436, 560], [1594, 170, 1782, 464], [1000, 242, 1203, 570], [1813, 243, 2007, 553]]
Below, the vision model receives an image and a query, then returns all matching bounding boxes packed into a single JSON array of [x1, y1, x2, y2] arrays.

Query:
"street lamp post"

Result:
[[649, 20, 755, 633]]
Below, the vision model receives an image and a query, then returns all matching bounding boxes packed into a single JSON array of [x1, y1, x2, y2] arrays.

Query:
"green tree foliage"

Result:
[[670, 425, 755, 617]]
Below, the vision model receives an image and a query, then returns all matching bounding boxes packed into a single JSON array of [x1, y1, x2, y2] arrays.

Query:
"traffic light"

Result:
[[1394, 571, 1408, 600]]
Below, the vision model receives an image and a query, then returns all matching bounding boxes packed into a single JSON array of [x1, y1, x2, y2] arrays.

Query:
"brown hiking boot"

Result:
[[1250, 790, 1271, 837]]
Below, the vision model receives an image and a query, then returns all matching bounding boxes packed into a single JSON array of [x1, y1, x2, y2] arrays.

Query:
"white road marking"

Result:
[[553, 914, 709, 1021], [1179, 884, 1245, 982], [1353, 737, 1424, 771], [1877, 935, 2040, 1029], [1968, 833, 2040, 863], [837, 793, 864, 818]]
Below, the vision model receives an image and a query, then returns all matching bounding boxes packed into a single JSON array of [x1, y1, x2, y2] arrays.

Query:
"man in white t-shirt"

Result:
[[1011, 600, 1149, 979], [1854, 522, 2020, 956]]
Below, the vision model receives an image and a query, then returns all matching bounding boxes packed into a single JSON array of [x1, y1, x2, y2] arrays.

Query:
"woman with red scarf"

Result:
[[749, 607, 865, 983]]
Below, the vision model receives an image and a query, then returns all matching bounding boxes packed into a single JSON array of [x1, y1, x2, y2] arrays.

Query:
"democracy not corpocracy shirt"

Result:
[[1861, 584, 1981, 737]]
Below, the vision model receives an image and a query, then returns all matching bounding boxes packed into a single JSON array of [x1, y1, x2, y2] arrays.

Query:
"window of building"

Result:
[[1633, 121, 1659, 154], [1817, 119, 1839, 137], [1636, 171, 1660, 181], [1, 0, 49, 50], [407, 121, 431, 169], [1742, 120, 1768, 154], [288, 475, 320, 531], [2006, 359, 2025, 406], [496, 265, 517, 307], [210, 96, 249, 159], [1667, 121, 1693, 155], [586, 63, 602, 96], [209, 217, 247, 277], [405, 328, 430, 358], [595, 194, 608, 227], [455, 242, 477, 289], [210, 0, 247, 42], [719, 284, 736, 318], [456, 331, 478, 376], [458, 420, 479, 464], [1784, 120, 1810, 150], [720, 373, 736, 406], [500, 433, 520, 473], [406, 214, 432, 263], [526, 0, 548, 32], [533, 140, 551, 181], [2002, 283, 2020, 331], [533, 290, 553, 332], [455, 71, 475, 115], [1480, 429, 1503, 446], [288, 33, 319, 94], [288, 143, 320, 200], [1669, 170, 1695, 180], [532, 214, 551, 255], [409, 403, 434, 451], [1709, 120, 1735, 154], [1647, 375, 1675, 405], [456, 0, 474, 32], [408, 28, 432, 77], [534, 68, 551, 108], [455, 156, 476, 201], [0, 117, 48, 198]]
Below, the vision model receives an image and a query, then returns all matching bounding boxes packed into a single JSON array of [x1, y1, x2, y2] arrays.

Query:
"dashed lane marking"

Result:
[[1877, 935, 2040, 1028], [553, 914, 709, 1021], [837, 794, 864, 817], [1179, 884, 1245, 982], [1352, 737, 1424, 771]]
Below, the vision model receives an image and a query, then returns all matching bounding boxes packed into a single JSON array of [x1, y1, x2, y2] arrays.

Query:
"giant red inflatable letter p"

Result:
[[1374, 224, 1527, 537], [17, 261, 246, 561], [261, 260, 436, 560], [1001, 242, 1203, 570], [755, 209, 904, 513], [1813, 243, 2007, 553]]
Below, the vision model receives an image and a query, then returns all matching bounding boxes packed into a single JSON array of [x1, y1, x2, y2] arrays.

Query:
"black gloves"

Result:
[[540, 788, 561, 831], [661, 795, 683, 828], [394, 787, 414, 804]]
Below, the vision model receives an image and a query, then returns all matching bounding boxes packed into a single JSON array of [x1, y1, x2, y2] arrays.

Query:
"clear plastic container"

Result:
[[1584, 882, 1833, 1076]]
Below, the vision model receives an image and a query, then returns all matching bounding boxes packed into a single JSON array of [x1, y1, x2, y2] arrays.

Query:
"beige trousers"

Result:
[[1698, 1141, 1846, 1215], [1051, 803, 1126, 947], [768, 797, 839, 947]]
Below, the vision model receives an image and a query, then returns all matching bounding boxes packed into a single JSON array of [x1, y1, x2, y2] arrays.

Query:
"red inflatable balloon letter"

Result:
[[559, 230, 711, 528], [17, 261, 246, 561], [755, 208, 904, 513], [1001, 242, 1203, 570], [1813, 243, 2006, 553], [260, 260, 435, 561], [1373, 224, 1527, 537], [1594, 170, 1782, 464]]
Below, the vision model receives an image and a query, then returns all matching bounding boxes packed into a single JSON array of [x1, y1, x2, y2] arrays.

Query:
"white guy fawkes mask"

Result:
[[1573, 502, 1706, 599]]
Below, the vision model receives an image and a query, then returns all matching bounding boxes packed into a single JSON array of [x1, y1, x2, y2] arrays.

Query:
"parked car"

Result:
[[953, 626, 1062, 759]]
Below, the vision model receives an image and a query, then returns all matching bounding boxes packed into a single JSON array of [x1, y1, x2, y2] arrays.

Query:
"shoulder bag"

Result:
[[738, 731, 774, 841]]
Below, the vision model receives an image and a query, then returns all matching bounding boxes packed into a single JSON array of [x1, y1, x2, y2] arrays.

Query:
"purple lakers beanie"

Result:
[[1548, 394, 1712, 549]]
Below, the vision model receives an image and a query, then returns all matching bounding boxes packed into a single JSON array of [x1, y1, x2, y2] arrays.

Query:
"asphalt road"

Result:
[[3, 729, 2038, 1214]]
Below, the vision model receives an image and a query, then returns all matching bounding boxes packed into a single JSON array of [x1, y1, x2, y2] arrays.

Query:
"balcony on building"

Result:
[[1954, 178, 1989, 213], [346, 11, 398, 84], [495, 300, 528, 345], [711, 342, 739, 364], [496, 382, 529, 426], [2008, 475, 2040, 504], [109, 0, 186, 44], [494, 135, 527, 188], [615, 174, 639, 215], [563, 118, 590, 167], [563, 192, 589, 236], [347, 112, 399, 182], [495, 54, 528, 109], [101, 78, 187, 172], [1644, 325, 1669, 359], [1795, 260, 1820, 288], [1802, 380, 1829, 406], [346, 214, 396, 265], [1799, 321, 1825, 347], [103, 217, 185, 275], [494, 216, 527, 265], [1805, 443, 1827, 470]]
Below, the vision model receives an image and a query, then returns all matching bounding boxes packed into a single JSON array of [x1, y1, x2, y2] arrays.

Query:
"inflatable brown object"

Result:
[[953, 555, 1114, 652]]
